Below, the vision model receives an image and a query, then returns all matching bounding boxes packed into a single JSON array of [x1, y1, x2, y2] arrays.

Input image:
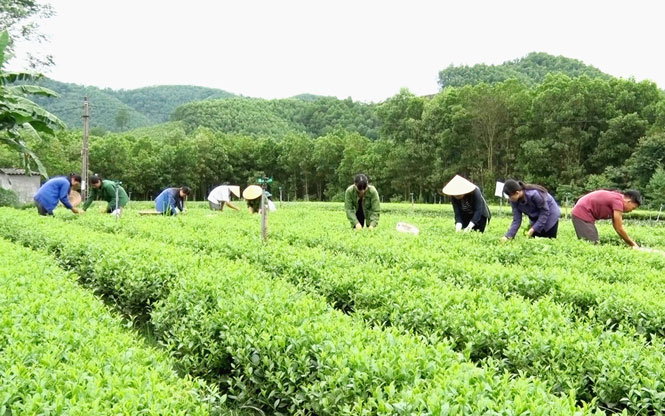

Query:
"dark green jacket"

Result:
[[83, 180, 129, 211], [345, 185, 380, 227]]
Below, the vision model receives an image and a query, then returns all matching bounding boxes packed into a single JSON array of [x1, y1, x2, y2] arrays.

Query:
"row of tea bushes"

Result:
[[61, 209, 665, 413], [0, 208, 589, 415], [0, 238, 216, 415]]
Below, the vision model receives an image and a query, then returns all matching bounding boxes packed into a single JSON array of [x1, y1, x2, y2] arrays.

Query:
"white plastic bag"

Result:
[[396, 222, 419, 235]]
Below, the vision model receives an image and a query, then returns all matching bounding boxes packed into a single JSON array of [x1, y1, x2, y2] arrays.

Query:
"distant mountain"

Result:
[[29, 79, 236, 132], [438, 52, 612, 88], [171, 96, 381, 139], [111, 85, 236, 123]]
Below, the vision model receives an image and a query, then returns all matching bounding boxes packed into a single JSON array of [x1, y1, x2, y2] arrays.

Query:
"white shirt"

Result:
[[207, 185, 231, 204]]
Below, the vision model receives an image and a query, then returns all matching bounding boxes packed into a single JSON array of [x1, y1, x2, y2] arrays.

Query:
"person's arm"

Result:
[[450, 198, 463, 230], [530, 192, 551, 236], [368, 188, 380, 228], [58, 182, 74, 211], [107, 183, 118, 212], [345, 188, 359, 228], [612, 210, 638, 247], [504, 204, 523, 239], [225, 201, 239, 211]]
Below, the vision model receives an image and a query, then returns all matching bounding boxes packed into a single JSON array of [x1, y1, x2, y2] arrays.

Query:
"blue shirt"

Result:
[[506, 188, 560, 238], [155, 188, 184, 215], [33, 177, 73, 213]]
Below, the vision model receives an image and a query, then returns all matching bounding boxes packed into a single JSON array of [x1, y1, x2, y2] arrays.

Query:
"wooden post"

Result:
[[81, 97, 90, 200]]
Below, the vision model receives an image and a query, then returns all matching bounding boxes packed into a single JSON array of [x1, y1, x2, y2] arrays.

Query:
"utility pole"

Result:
[[81, 97, 90, 200]]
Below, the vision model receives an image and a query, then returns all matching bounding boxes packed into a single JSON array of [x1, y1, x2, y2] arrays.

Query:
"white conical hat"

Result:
[[228, 185, 240, 198], [242, 185, 262, 200], [442, 175, 477, 196]]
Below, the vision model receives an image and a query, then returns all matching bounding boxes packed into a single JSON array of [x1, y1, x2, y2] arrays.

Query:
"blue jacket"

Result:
[[155, 188, 184, 215], [506, 188, 561, 238], [33, 177, 72, 213]]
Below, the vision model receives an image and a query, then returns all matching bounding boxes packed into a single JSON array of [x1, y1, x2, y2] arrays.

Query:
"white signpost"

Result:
[[495, 181, 506, 215]]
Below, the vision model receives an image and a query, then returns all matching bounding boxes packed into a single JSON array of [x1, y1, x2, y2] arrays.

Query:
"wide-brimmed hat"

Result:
[[68, 190, 82, 207], [242, 185, 263, 200], [442, 175, 477, 196], [228, 185, 240, 198]]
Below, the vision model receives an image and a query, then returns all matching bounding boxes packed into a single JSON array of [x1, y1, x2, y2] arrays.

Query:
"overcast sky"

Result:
[[8, 0, 665, 102]]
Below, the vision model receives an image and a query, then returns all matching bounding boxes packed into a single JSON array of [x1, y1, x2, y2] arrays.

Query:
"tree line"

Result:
[[2, 74, 665, 207]]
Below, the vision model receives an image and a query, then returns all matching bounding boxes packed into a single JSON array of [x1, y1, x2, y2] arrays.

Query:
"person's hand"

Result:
[[464, 222, 474, 232], [527, 228, 535, 238], [455, 223, 462, 232], [355, 223, 362, 230], [71, 207, 82, 214], [368, 224, 374, 230], [632, 244, 641, 250], [501, 236, 510, 243]]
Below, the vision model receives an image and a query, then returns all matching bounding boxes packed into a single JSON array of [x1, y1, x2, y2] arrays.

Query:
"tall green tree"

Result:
[[0, 0, 55, 69]]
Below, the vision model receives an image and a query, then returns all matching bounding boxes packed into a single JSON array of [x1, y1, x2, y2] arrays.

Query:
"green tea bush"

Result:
[[0, 187, 19, 207], [0, 238, 216, 415]]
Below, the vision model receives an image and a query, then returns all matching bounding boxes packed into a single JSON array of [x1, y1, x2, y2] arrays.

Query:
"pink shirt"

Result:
[[571, 190, 624, 223]]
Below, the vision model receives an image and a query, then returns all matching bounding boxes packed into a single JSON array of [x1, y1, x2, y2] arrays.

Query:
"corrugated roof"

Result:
[[0, 168, 41, 176]]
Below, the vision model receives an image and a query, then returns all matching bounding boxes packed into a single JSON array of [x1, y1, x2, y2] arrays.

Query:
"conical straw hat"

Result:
[[242, 185, 263, 200], [228, 185, 240, 198], [68, 190, 82, 207], [442, 175, 477, 196]]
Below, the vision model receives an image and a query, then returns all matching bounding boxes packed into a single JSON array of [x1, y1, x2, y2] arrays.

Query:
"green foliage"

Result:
[[646, 166, 665, 209], [0, 207, 592, 415], [438, 52, 611, 88], [0, 0, 55, 69], [15, 62, 665, 203], [26, 78, 237, 131], [0, 30, 64, 177], [0, 238, 216, 415], [0, 186, 18, 206], [626, 132, 665, 188], [171, 96, 380, 139]]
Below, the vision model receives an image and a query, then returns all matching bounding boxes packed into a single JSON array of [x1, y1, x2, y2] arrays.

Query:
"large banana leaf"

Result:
[[0, 133, 48, 178], [0, 95, 66, 133], [0, 30, 63, 178], [0, 72, 43, 85], [6, 84, 57, 97]]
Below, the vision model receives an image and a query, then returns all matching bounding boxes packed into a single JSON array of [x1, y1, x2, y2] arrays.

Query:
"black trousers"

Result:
[[35, 201, 52, 216], [355, 199, 366, 228], [533, 221, 559, 238], [461, 215, 488, 232]]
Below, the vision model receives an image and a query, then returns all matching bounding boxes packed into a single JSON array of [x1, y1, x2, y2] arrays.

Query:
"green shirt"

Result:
[[345, 185, 380, 228], [83, 180, 129, 211]]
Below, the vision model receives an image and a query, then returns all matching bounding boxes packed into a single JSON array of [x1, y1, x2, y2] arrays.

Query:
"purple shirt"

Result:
[[505, 189, 561, 238]]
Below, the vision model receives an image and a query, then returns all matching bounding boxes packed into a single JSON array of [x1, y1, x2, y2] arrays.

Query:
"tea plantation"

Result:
[[2, 202, 665, 415]]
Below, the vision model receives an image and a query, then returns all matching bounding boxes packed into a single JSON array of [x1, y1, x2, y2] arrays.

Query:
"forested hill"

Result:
[[438, 52, 612, 88], [29, 79, 236, 131], [170, 96, 381, 139], [29, 78, 379, 137]]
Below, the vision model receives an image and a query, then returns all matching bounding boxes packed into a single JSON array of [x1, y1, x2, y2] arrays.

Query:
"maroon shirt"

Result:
[[571, 190, 623, 223]]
